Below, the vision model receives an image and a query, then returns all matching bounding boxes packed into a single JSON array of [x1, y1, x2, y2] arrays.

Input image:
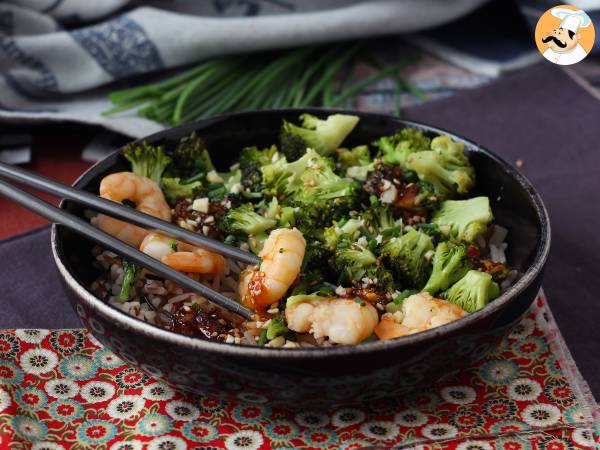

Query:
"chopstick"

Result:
[[0, 161, 260, 266], [0, 178, 254, 321]]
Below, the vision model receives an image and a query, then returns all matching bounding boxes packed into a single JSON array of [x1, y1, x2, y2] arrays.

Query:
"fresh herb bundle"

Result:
[[106, 42, 422, 125]]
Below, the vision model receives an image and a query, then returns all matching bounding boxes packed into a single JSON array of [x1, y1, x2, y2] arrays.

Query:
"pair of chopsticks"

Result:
[[0, 161, 258, 320]]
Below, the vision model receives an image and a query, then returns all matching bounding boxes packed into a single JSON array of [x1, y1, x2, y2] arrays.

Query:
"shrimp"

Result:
[[239, 228, 306, 310], [140, 232, 224, 273], [92, 172, 171, 247], [286, 298, 378, 345], [374, 292, 467, 340]]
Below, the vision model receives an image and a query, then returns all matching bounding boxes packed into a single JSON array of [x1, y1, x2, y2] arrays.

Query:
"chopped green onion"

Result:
[[258, 329, 268, 347], [119, 261, 141, 302], [266, 317, 288, 340], [354, 297, 366, 306]]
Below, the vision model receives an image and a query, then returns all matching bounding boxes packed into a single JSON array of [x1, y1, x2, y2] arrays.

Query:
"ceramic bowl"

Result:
[[51, 109, 550, 407]]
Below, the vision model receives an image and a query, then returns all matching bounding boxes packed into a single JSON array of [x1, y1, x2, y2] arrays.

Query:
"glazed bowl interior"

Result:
[[54, 109, 550, 357]]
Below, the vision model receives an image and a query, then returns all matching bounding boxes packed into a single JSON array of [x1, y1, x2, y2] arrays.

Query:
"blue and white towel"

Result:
[[0, 0, 489, 137]]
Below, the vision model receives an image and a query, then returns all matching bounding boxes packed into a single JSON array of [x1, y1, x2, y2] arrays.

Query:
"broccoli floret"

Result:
[[346, 161, 376, 181], [442, 270, 500, 312], [375, 128, 431, 168], [280, 113, 359, 160], [323, 218, 363, 251], [432, 196, 493, 243], [239, 145, 279, 192], [338, 145, 375, 181], [337, 145, 371, 170], [262, 148, 357, 206], [406, 135, 475, 198], [123, 141, 172, 184], [278, 206, 296, 228], [263, 196, 280, 220], [340, 145, 375, 181], [291, 199, 353, 239], [423, 241, 471, 295], [161, 177, 202, 203], [381, 229, 434, 288], [414, 223, 442, 244], [333, 243, 392, 287], [363, 205, 402, 240], [240, 145, 278, 169], [261, 153, 308, 198], [166, 132, 214, 180], [219, 204, 276, 237], [302, 240, 334, 274], [119, 261, 141, 302], [412, 180, 439, 210]]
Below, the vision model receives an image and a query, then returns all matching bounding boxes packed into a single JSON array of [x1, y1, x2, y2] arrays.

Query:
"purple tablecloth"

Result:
[[1, 63, 599, 396]]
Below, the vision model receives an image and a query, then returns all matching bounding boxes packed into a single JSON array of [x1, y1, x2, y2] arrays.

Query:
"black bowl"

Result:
[[51, 109, 550, 407]]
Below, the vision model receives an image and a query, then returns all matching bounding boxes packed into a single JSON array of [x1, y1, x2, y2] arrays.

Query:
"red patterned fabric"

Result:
[[0, 293, 597, 450]]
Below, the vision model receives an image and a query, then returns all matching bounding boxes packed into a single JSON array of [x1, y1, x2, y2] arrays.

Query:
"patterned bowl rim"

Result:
[[51, 108, 551, 359]]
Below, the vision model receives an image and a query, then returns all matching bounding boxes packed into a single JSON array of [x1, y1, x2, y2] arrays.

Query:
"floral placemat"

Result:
[[0, 293, 598, 450]]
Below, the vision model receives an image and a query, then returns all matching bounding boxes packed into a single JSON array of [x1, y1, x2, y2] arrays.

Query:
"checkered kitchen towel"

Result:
[[0, 0, 488, 137]]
